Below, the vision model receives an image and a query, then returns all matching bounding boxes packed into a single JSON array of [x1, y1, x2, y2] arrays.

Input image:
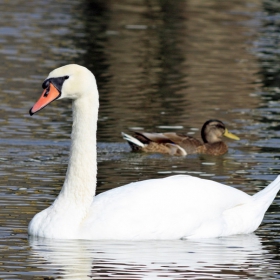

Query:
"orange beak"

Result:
[[30, 83, 61, 115]]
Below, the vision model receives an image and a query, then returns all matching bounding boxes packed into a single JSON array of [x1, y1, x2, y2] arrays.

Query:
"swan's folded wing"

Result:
[[83, 175, 252, 239]]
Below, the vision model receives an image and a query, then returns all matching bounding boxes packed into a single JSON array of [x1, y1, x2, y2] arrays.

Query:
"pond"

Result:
[[0, 0, 280, 279]]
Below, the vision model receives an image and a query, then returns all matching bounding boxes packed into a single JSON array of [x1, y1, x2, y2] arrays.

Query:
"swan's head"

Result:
[[30, 64, 96, 115]]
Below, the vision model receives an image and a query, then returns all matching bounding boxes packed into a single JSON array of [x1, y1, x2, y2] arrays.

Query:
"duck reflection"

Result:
[[29, 234, 273, 279]]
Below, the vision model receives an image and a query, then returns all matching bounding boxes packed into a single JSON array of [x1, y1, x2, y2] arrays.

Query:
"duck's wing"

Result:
[[134, 132, 174, 144], [123, 132, 187, 156], [162, 132, 202, 154], [137, 132, 203, 155]]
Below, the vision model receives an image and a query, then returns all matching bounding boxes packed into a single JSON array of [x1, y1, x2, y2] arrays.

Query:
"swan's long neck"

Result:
[[55, 88, 99, 211]]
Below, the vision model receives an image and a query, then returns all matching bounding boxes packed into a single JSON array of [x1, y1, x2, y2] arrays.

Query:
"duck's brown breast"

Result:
[[196, 142, 228, 155]]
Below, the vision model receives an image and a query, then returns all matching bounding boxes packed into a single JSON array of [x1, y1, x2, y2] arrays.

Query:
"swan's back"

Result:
[[83, 175, 251, 239]]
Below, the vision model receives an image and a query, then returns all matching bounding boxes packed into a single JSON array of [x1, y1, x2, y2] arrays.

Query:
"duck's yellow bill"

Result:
[[224, 129, 240, 140]]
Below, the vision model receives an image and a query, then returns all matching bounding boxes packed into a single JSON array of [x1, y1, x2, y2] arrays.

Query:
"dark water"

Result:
[[0, 0, 280, 279]]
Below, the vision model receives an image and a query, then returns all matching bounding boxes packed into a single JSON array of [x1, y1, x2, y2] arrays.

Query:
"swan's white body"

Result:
[[28, 64, 280, 240]]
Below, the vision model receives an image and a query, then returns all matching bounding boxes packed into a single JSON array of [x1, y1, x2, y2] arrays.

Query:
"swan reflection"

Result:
[[29, 234, 275, 279]]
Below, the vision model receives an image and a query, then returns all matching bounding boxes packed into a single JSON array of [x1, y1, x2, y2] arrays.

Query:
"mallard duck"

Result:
[[122, 120, 240, 156], [28, 64, 279, 240]]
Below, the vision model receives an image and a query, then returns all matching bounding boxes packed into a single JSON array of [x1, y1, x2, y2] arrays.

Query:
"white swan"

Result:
[[28, 64, 280, 240]]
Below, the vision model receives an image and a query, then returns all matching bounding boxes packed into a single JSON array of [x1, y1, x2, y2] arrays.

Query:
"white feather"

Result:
[[121, 132, 145, 147]]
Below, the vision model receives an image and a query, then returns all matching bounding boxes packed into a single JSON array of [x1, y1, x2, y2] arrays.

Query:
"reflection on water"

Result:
[[0, 0, 280, 279], [28, 234, 276, 279]]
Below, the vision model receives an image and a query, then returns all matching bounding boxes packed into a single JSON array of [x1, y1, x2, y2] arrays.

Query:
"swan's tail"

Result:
[[252, 175, 280, 210], [223, 175, 280, 236], [245, 175, 280, 232], [121, 132, 145, 149]]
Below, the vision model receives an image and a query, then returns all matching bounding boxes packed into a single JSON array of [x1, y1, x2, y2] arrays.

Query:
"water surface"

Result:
[[0, 0, 280, 279]]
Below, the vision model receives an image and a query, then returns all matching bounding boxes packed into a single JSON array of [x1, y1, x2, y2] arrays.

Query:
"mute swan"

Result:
[[28, 64, 280, 240], [122, 119, 240, 156]]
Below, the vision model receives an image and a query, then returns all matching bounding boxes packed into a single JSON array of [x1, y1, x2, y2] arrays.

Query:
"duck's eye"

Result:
[[216, 124, 224, 129]]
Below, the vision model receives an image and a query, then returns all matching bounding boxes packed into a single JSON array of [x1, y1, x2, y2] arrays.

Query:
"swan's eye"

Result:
[[42, 79, 50, 89], [43, 86, 50, 97], [64, 76, 69, 80]]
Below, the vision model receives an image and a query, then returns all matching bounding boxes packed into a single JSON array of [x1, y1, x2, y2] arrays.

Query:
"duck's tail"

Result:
[[121, 132, 145, 150]]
